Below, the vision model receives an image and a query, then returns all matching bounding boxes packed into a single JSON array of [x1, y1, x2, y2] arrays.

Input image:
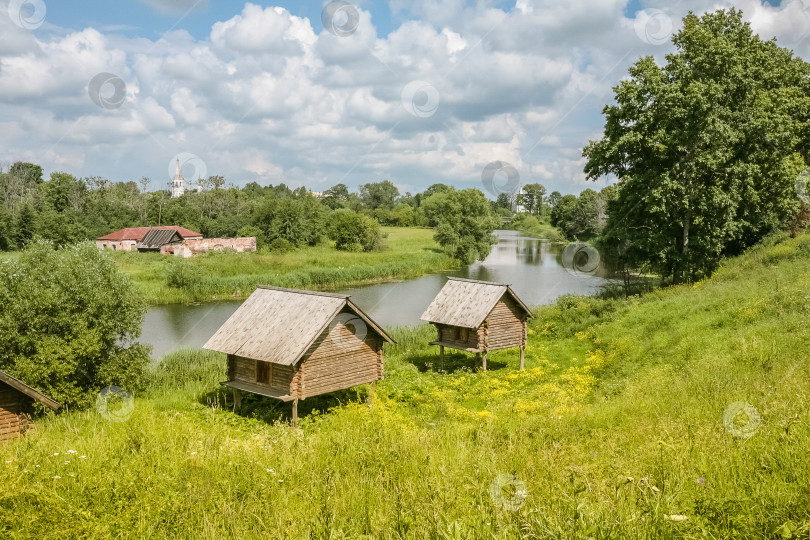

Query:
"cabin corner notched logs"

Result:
[[203, 286, 395, 425], [420, 278, 534, 371], [0, 370, 59, 442]]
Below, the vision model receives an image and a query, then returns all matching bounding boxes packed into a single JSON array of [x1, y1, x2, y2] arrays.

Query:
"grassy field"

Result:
[[1, 232, 810, 538], [113, 227, 458, 304]]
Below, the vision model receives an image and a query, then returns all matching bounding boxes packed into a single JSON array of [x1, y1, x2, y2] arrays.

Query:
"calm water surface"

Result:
[[142, 231, 608, 358]]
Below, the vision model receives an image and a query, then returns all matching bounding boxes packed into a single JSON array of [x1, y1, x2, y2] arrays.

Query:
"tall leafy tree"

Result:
[[519, 183, 547, 216], [423, 188, 500, 264], [359, 180, 399, 210], [584, 9, 810, 282]]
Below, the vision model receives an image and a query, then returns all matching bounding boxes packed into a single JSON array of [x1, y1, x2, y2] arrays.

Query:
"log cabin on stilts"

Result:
[[420, 278, 533, 371], [0, 370, 59, 442], [203, 286, 394, 426]]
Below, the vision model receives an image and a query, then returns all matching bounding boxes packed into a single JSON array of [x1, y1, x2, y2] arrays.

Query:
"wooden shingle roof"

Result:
[[0, 370, 59, 410], [136, 228, 183, 250], [203, 286, 394, 366], [98, 226, 202, 242], [420, 277, 533, 329]]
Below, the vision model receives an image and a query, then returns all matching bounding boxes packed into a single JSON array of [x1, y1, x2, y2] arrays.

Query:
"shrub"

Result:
[[0, 240, 150, 408], [166, 258, 206, 289], [329, 209, 383, 252]]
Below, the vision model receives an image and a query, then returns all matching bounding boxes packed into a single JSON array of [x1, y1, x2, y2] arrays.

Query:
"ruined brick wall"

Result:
[[96, 240, 137, 251], [174, 237, 257, 257]]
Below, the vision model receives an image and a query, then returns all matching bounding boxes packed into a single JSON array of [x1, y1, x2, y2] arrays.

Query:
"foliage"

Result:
[[517, 183, 547, 216], [584, 8, 810, 282], [358, 180, 399, 210], [421, 188, 500, 264], [329, 209, 384, 252], [0, 241, 149, 408]]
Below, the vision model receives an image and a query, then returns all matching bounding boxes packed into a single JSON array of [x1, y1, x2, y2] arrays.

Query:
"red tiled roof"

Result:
[[97, 226, 203, 241]]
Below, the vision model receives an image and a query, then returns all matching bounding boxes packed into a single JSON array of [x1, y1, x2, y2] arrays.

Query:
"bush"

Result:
[[0, 240, 150, 408], [268, 238, 295, 253], [329, 209, 384, 252], [166, 258, 206, 289]]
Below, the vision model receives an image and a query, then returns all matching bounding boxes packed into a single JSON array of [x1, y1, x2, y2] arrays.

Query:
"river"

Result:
[[141, 231, 608, 359]]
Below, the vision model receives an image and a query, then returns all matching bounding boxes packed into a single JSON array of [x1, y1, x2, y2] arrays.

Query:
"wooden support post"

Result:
[[292, 398, 298, 428], [520, 345, 525, 370], [482, 351, 487, 372], [232, 388, 242, 410], [367, 381, 375, 408], [439, 345, 444, 364]]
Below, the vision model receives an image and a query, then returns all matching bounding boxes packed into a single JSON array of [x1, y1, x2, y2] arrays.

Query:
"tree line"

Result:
[[0, 165, 499, 264]]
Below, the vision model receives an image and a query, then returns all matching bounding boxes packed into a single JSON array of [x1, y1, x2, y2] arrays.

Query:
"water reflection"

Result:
[[141, 231, 607, 359]]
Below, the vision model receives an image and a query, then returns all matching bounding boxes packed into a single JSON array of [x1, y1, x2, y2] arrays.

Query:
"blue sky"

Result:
[[0, 0, 805, 196]]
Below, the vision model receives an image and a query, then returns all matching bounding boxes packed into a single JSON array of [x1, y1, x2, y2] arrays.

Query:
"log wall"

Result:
[[0, 384, 32, 442], [480, 295, 528, 350], [298, 309, 384, 399], [435, 323, 480, 350], [229, 355, 295, 395]]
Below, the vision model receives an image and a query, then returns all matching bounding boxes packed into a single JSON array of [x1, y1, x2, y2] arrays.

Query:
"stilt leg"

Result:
[[482, 351, 487, 372], [367, 381, 375, 408], [292, 398, 298, 428], [232, 388, 242, 410], [520, 345, 525, 370], [439, 345, 444, 365]]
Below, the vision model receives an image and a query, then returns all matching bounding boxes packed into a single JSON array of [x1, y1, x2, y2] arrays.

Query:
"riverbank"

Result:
[[115, 227, 458, 305], [2, 231, 808, 538]]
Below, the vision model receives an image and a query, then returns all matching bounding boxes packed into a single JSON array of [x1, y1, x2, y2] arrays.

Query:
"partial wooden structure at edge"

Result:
[[203, 285, 395, 426], [420, 277, 534, 371], [0, 370, 59, 442]]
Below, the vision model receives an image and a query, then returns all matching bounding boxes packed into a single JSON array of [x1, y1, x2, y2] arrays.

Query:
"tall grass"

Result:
[[114, 227, 457, 305], [1, 232, 810, 538]]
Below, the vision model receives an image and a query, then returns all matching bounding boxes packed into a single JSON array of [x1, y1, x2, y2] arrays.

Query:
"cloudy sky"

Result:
[[0, 0, 808, 197]]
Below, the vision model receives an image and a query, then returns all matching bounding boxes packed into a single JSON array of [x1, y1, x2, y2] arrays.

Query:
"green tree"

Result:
[[359, 180, 399, 210], [519, 183, 547, 216], [0, 241, 150, 408], [548, 191, 562, 208], [584, 9, 810, 282], [322, 183, 350, 210], [8, 162, 43, 185], [329, 209, 383, 252], [423, 188, 500, 264], [13, 202, 36, 248]]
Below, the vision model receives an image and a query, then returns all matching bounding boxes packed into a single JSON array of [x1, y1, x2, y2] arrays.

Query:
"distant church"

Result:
[[172, 158, 185, 198]]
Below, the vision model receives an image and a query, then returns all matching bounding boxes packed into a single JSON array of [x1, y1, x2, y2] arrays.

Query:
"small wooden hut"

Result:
[[204, 286, 394, 424], [420, 278, 533, 371], [0, 370, 59, 442]]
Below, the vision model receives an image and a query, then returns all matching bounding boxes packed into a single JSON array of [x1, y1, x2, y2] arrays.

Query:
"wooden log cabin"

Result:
[[204, 286, 394, 425], [420, 278, 533, 371], [0, 370, 59, 442]]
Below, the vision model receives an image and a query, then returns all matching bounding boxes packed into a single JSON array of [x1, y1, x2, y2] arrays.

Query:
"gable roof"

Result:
[[97, 226, 202, 242], [420, 277, 533, 329], [203, 286, 395, 366], [136, 228, 183, 250], [0, 370, 60, 410]]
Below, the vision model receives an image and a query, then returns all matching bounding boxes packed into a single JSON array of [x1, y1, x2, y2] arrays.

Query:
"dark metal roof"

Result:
[[136, 228, 183, 250], [0, 370, 60, 410]]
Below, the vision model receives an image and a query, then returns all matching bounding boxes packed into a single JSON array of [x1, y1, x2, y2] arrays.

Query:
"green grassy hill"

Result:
[[1, 232, 809, 539]]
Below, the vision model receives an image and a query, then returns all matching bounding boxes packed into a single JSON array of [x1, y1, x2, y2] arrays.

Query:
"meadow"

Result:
[[112, 227, 458, 305], [1, 231, 809, 538]]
